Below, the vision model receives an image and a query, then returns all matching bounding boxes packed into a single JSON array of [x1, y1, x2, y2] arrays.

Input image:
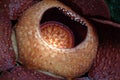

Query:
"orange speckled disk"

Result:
[[40, 21, 74, 48]]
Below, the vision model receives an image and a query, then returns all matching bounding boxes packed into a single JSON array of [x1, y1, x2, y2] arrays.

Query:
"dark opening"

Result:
[[40, 7, 87, 47]]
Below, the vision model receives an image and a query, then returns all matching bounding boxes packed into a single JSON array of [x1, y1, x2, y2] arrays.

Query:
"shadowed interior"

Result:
[[40, 7, 87, 47]]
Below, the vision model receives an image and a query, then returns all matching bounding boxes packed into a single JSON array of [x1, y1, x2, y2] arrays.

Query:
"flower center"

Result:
[[40, 21, 74, 48]]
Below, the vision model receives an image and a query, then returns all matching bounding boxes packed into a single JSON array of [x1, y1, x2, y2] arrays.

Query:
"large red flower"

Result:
[[0, 0, 119, 80]]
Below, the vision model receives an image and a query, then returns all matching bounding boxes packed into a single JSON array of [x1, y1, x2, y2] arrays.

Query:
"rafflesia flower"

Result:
[[0, 0, 119, 80]]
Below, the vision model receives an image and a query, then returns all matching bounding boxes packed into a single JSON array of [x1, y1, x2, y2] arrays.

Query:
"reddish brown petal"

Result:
[[0, 2, 16, 71], [60, 0, 110, 20], [9, 0, 33, 20], [0, 0, 44, 20], [90, 18, 120, 28], [0, 66, 64, 80], [0, 0, 9, 15], [88, 21, 120, 80], [0, 20, 16, 71]]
